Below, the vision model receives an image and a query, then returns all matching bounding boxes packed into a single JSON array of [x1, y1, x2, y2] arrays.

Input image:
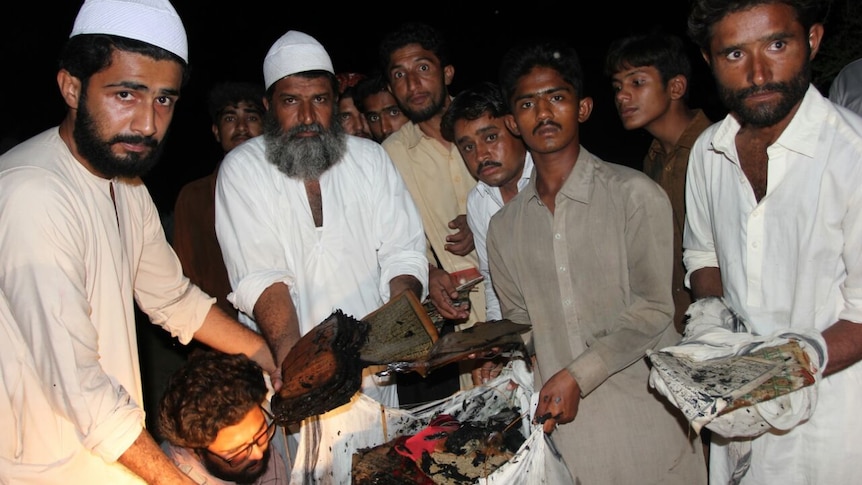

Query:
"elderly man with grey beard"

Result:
[[214, 30, 428, 484]]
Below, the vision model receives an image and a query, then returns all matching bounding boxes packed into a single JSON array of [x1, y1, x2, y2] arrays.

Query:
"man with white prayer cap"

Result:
[[215, 30, 428, 484], [0, 1, 278, 483]]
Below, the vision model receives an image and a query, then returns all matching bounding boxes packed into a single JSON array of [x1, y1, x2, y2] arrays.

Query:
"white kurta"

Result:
[[683, 85, 862, 484], [0, 128, 214, 483], [215, 135, 428, 484], [466, 153, 532, 321]]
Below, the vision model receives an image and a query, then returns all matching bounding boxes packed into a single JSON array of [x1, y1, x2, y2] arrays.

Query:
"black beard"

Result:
[[200, 447, 271, 484], [73, 90, 164, 178], [401, 86, 447, 123], [263, 111, 347, 180], [718, 59, 811, 129]]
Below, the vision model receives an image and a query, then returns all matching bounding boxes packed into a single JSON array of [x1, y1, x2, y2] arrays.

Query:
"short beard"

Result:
[[401, 86, 447, 123], [263, 111, 347, 180], [718, 59, 811, 128], [73, 89, 164, 178], [201, 447, 271, 484]]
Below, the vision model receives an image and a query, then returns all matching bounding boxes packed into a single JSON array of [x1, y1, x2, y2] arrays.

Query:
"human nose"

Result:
[[130, 103, 158, 137], [247, 441, 268, 461], [749, 52, 772, 87], [535, 98, 553, 122], [298, 102, 316, 125], [235, 117, 250, 134], [477, 142, 492, 162], [615, 87, 630, 106]]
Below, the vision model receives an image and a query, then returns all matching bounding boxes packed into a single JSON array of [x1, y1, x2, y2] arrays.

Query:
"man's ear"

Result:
[[211, 124, 221, 143], [504, 113, 521, 137], [669, 75, 688, 101], [57, 69, 82, 110], [807, 23, 824, 59], [443, 65, 455, 87], [578, 96, 594, 123], [701, 49, 712, 68]]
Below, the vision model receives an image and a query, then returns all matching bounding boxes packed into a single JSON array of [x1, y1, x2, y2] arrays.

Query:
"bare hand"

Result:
[[471, 356, 506, 385], [534, 368, 580, 434], [444, 214, 474, 256], [427, 265, 470, 320]]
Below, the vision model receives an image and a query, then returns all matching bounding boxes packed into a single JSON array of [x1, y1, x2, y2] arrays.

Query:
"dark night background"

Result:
[[3, 1, 729, 217]]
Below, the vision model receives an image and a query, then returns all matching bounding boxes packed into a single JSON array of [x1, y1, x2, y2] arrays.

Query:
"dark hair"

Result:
[[498, 38, 585, 106], [378, 22, 451, 74], [604, 32, 693, 89], [687, 0, 830, 50], [441, 81, 509, 142], [59, 34, 189, 88], [353, 72, 389, 113], [157, 351, 267, 449], [207, 81, 264, 124]]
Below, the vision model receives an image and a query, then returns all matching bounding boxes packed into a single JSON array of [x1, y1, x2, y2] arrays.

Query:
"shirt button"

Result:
[[555, 233, 562, 240], [559, 266, 567, 272]]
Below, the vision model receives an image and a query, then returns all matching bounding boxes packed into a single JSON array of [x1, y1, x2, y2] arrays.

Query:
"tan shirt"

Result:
[[644, 109, 713, 333], [383, 121, 486, 324], [487, 147, 706, 484]]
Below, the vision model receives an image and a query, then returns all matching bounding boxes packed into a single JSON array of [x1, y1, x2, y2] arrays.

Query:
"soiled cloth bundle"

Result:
[[647, 297, 827, 438]]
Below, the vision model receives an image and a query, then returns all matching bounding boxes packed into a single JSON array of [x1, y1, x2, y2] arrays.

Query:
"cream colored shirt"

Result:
[[0, 128, 214, 484], [383, 121, 486, 324], [684, 85, 862, 484]]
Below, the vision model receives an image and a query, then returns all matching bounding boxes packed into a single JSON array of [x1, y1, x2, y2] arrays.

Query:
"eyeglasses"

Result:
[[202, 406, 277, 466]]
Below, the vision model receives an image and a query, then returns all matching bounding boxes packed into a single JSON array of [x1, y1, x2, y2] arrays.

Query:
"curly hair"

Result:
[[440, 81, 509, 143], [687, 0, 831, 50], [157, 351, 267, 449], [377, 22, 451, 75]]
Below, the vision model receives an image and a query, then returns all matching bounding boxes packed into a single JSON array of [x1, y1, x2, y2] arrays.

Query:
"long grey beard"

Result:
[[264, 117, 347, 180]]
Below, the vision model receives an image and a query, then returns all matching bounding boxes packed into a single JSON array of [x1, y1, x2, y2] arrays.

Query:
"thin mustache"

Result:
[[533, 120, 561, 135]]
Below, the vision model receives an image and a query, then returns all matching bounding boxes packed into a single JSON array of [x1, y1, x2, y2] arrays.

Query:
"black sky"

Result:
[[3, 1, 722, 214]]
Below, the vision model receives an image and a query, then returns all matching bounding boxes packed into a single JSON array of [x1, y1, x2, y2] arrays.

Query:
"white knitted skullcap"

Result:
[[263, 30, 334, 90], [70, 0, 188, 63]]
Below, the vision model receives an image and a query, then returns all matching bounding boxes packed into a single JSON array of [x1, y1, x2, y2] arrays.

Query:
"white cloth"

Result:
[[0, 128, 213, 483], [70, 0, 188, 62], [683, 85, 862, 484], [216, 134, 428, 480], [290, 360, 547, 485], [648, 297, 826, 437], [466, 153, 533, 321], [829, 57, 862, 116], [262, 30, 333, 90]]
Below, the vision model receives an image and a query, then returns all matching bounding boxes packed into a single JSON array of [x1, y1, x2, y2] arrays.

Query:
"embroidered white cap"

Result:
[[263, 30, 334, 90], [70, 0, 188, 63]]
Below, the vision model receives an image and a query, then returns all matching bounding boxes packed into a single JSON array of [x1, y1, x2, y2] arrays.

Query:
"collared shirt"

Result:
[[683, 85, 862, 484], [488, 147, 705, 483], [644, 109, 714, 333], [215, 134, 427, 405], [383, 122, 486, 324], [0, 128, 213, 484], [466, 153, 533, 321], [829, 57, 862, 116]]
